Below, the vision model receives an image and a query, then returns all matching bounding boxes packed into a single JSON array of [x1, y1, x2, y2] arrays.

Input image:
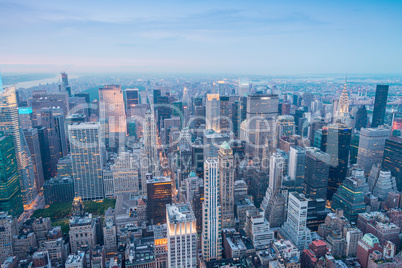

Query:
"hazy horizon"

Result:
[[1, 0, 401, 75]]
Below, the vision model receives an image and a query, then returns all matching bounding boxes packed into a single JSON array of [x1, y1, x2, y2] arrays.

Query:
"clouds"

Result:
[[0, 0, 401, 74]]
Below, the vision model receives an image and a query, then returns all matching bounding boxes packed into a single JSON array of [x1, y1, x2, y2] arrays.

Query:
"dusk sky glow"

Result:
[[1, 0, 401, 74]]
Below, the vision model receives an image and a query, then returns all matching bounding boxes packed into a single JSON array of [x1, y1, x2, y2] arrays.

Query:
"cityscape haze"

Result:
[[0, 1, 402, 268]]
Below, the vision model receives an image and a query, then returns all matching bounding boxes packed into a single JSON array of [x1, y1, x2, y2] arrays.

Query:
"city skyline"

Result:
[[0, 0, 402, 74]]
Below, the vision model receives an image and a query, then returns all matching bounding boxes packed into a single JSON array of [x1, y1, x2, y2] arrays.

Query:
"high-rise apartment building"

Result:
[[357, 126, 391, 175], [147, 176, 172, 225], [166, 203, 197, 268], [0, 133, 23, 216], [218, 142, 235, 228], [206, 94, 220, 132], [99, 85, 126, 150], [371, 85, 389, 128], [280, 192, 312, 250], [304, 147, 330, 200], [0, 86, 37, 204], [69, 122, 104, 200], [202, 158, 222, 261], [321, 124, 351, 200]]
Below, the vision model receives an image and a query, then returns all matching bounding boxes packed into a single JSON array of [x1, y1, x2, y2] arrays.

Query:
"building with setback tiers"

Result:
[[166, 203, 197, 268], [331, 176, 368, 223], [280, 192, 312, 250]]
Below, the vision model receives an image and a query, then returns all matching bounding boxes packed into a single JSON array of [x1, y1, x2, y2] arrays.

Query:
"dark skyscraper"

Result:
[[304, 147, 330, 199], [126, 88, 139, 109], [355, 105, 368, 131], [147, 176, 172, 225], [23, 128, 44, 192], [383, 136, 402, 191], [38, 108, 61, 177], [34, 126, 51, 181], [371, 85, 389, 127], [321, 124, 352, 200], [0, 133, 24, 216]]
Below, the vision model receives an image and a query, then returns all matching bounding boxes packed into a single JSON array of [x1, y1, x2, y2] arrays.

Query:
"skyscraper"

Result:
[[383, 136, 402, 191], [69, 122, 104, 200], [244, 93, 279, 159], [0, 86, 37, 204], [218, 141, 235, 228], [304, 147, 330, 200], [146, 176, 172, 225], [33, 126, 51, 181], [23, 128, 44, 192], [277, 115, 295, 139], [371, 85, 389, 127], [166, 203, 197, 268], [110, 151, 139, 196], [125, 88, 139, 108], [37, 108, 61, 177], [331, 175, 368, 223], [99, 85, 126, 150], [141, 110, 160, 193], [355, 105, 368, 131], [206, 94, 220, 132], [59, 72, 71, 96], [288, 146, 306, 190], [280, 192, 312, 250], [357, 126, 391, 175], [321, 124, 352, 200], [0, 133, 23, 216], [261, 153, 287, 228], [335, 79, 350, 120], [202, 158, 222, 261]]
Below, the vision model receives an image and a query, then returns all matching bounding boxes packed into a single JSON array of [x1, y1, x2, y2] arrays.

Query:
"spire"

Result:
[[337, 74, 349, 116]]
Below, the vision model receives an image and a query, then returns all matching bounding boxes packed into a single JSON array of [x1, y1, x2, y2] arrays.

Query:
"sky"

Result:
[[0, 0, 401, 75]]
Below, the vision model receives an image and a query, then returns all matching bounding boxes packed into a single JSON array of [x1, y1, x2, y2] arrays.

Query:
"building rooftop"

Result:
[[66, 251, 85, 265], [167, 203, 195, 223], [146, 176, 171, 184], [69, 214, 93, 226]]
